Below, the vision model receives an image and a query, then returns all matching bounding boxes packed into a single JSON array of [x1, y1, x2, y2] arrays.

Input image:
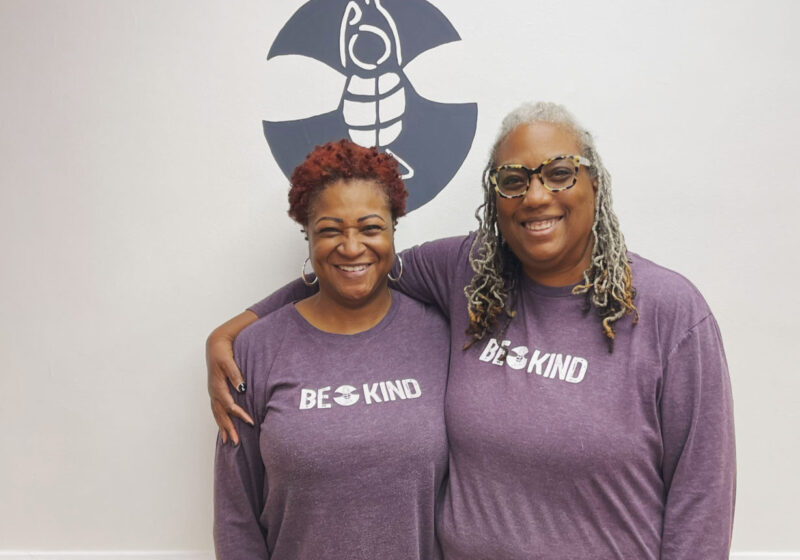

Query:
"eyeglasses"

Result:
[[489, 155, 592, 198]]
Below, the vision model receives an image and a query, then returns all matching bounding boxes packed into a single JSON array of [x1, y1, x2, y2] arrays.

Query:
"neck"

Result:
[[295, 286, 393, 334], [521, 239, 594, 287], [523, 266, 585, 287]]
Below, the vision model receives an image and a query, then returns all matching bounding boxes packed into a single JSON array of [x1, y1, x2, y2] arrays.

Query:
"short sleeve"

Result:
[[248, 280, 314, 318], [395, 234, 473, 316]]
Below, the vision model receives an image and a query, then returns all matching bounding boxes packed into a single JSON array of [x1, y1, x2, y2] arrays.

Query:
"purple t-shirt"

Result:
[[249, 234, 736, 560], [214, 292, 449, 560]]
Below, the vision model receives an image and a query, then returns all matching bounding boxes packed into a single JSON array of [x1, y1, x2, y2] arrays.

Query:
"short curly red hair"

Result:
[[288, 139, 408, 225]]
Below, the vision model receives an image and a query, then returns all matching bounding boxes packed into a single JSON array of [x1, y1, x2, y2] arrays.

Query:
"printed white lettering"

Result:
[[299, 378, 424, 410], [550, 354, 572, 380], [363, 382, 382, 404], [402, 378, 422, 398], [492, 340, 511, 365], [527, 350, 551, 376], [478, 338, 590, 384], [542, 354, 556, 378], [299, 388, 317, 410], [317, 386, 332, 409], [386, 380, 405, 401], [479, 338, 500, 362], [566, 357, 588, 383]]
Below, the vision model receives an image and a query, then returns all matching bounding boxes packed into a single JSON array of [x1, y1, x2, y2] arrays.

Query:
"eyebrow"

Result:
[[314, 214, 386, 225], [314, 216, 343, 224], [357, 214, 386, 223]]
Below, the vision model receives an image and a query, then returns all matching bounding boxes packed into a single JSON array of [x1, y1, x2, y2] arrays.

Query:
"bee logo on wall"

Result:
[[263, 0, 478, 212]]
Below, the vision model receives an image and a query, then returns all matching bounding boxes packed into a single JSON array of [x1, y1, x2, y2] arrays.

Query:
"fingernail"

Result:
[[237, 382, 247, 393]]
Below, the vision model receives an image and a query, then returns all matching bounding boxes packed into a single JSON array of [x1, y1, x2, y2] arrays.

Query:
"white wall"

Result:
[[1, 0, 798, 555]]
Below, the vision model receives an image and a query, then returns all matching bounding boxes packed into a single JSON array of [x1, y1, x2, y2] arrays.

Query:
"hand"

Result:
[[206, 311, 258, 445]]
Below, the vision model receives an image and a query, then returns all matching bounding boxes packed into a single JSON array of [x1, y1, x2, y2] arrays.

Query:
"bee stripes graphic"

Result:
[[339, 1, 412, 177], [263, 0, 477, 212]]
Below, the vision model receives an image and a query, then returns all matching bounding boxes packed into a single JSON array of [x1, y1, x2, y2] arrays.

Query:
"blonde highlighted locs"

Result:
[[464, 102, 638, 352]]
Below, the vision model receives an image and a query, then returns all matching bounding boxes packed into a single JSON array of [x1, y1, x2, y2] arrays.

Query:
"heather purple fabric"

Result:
[[247, 234, 736, 560], [214, 292, 449, 560]]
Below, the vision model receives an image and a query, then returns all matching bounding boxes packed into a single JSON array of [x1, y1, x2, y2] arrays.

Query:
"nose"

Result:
[[338, 229, 366, 258], [520, 173, 553, 207]]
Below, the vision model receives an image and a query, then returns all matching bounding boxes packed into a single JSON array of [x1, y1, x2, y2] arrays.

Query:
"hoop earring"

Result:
[[388, 254, 403, 282], [301, 257, 318, 286]]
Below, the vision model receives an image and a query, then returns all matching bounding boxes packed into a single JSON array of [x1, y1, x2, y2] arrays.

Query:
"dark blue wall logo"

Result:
[[264, 0, 478, 212]]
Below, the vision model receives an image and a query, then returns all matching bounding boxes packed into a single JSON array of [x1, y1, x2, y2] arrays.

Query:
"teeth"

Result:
[[524, 218, 558, 232], [338, 264, 368, 272]]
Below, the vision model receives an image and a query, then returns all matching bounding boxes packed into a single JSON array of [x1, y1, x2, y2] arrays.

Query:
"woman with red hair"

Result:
[[213, 139, 449, 560]]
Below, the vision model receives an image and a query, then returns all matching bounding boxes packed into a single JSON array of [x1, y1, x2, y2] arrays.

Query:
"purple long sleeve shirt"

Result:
[[214, 293, 449, 559], [249, 234, 736, 559]]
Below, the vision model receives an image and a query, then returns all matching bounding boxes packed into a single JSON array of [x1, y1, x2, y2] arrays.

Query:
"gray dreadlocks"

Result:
[[464, 101, 638, 352]]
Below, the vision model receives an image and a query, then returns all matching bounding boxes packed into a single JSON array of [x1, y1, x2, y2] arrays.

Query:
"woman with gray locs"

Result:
[[213, 139, 449, 559], [208, 102, 736, 559]]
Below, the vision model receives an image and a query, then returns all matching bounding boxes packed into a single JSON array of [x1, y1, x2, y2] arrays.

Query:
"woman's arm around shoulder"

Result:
[[207, 235, 471, 442], [208, 281, 314, 444]]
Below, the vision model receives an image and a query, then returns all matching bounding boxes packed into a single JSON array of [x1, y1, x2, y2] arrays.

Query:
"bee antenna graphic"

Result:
[[340, 2, 363, 68]]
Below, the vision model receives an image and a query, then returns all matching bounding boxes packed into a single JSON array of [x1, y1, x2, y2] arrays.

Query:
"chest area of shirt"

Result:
[[256, 351, 448, 483], [255, 343, 448, 431], [447, 314, 663, 430]]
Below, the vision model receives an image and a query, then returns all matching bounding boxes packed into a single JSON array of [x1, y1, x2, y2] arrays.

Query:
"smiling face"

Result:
[[494, 121, 598, 286], [306, 178, 395, 309]]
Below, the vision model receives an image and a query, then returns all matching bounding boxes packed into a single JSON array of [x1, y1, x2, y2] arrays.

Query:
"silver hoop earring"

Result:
[[301, 257, 318, 286], [388, 254, 403, 282]]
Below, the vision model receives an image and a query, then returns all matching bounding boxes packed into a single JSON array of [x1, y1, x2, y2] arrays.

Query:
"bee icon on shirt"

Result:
[[333, 385, 361, 406], [505, 346, 530, 370]]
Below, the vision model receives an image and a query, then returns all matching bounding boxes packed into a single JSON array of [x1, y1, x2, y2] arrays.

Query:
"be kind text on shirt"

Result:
[[299, 379, 423, 410]]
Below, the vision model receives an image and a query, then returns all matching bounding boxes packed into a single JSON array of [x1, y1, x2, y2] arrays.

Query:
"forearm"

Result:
[[207, 310, 259, 442]]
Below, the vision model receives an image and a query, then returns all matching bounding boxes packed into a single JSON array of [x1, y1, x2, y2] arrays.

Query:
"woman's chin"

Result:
[[326, 282, 389, 309]]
